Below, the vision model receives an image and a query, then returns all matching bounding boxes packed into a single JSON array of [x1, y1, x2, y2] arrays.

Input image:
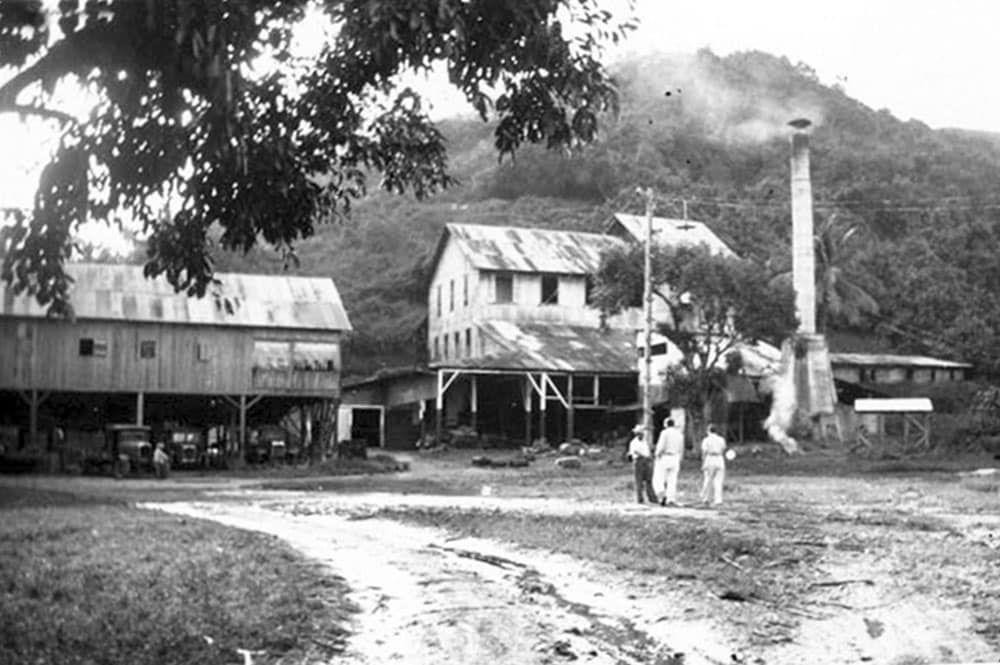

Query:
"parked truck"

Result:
[[162, 426, 205, 469]]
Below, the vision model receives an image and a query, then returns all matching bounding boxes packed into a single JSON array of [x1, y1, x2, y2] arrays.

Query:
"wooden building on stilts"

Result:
[[0, 263, 351, 465]]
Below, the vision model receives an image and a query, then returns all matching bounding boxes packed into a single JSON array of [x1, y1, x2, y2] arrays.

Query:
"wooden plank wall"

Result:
[[0, 318, 342, 396]]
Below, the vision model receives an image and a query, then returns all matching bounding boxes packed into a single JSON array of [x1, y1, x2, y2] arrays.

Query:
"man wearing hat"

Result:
[[627, 424, 658, 504]]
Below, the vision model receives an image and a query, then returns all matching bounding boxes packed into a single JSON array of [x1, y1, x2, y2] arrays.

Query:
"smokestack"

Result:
[[764, 118, 837, 453], [789, 118, 815, 334]]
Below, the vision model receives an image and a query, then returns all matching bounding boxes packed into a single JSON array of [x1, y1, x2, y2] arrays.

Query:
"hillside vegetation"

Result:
[[214, 49, 1000, 379]]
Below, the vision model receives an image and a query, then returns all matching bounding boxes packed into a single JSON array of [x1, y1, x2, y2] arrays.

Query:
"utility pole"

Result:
[[641, 187, 654, 447]]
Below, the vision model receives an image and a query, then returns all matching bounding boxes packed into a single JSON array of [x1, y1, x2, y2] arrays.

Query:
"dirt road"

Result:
[[147, 491, 998, 665], [151, 496, 732, 665]]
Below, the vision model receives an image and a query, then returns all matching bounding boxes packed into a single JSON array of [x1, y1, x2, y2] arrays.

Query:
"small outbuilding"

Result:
[[854, 397, 933, 451]]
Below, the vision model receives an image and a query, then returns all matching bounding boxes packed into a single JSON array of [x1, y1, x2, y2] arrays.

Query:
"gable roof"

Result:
[[434, 223, 625, 275], [0, 262, 352, 331], [606, 213, 735, 257]]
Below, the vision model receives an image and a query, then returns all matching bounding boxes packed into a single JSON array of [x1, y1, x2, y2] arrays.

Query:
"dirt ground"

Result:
[[7, 448, 1000, 664]]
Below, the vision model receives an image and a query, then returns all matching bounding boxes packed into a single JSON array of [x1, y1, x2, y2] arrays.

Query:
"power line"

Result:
[[645, 193, 1000, 214]]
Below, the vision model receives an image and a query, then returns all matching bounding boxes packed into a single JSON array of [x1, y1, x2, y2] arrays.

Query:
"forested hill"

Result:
[[213, 49, 1000, 379]]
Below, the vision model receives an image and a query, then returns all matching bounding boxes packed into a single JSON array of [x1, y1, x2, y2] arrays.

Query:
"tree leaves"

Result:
[[593, 242, 796, 411], [0, 0, 632, 313]]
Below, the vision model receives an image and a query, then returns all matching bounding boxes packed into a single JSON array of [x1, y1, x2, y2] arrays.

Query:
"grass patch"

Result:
[[237, 452, 409, 481], [375, 507, 818, 602], [0, 487, 353, 665], [824, 508, 958, 533], [0, 485, 123, 509], [961, 476, 1000, 493]]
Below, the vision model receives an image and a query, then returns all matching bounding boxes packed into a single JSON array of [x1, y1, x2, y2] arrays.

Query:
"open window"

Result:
[[139, 340, 156, 359], [541, 274, 559, 305], [494, 273, 513, 303], [79, 338, 108, 357]]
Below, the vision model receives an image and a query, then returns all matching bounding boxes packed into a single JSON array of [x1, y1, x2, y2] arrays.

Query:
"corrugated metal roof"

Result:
[[607, 213, 735, 257], [830, 353, 971, 369], [434, 320, 637, 373], [443, 223, 626, 274], [0, 262, 352, 331]]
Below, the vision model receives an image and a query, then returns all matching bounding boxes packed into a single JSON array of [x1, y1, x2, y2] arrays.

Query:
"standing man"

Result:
[[627, 424, 658, 504], [153, 442, 170, 480], [654, 418, 685, 506], [699, 424, 727, 506]]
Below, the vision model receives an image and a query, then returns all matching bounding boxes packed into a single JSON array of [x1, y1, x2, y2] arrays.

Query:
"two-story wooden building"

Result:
[[0, 262, 351, 455], [343, 223, 642, 447], [426, 223, 642, 444]]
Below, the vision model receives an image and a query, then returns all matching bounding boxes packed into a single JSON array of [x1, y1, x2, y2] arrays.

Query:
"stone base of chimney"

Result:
[[788, 333, 837, 417]]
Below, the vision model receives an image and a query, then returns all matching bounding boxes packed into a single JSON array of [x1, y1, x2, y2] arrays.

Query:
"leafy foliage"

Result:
[[0, 0, 634, 314], [593, 242, 796, 412]]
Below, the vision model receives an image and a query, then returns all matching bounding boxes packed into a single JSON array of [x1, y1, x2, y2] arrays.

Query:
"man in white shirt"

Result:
[[627, 424, 658, 504], [654, 418, 685, 506], [699, 424, 728, 506]]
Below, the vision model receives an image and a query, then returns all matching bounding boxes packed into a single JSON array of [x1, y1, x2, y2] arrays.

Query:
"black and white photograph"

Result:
[[1, 1, 998, 663]]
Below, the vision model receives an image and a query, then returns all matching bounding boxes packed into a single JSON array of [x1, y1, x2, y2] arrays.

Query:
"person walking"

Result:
[[627, 424, 658, 504], [654, 418, 685, 506], [699, 424, 727, 506]]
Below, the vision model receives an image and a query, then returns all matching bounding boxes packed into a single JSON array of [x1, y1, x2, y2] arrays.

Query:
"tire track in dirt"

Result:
[[146, 499, 732, 665]]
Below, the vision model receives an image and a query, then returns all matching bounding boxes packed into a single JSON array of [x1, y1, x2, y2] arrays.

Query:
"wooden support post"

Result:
[[136, 391, 144, 426], [539, 372, 547, 444], [435, 369, 443, 445], [566, 374, 575, 442], [470, 374, 478, 433], [239, 394, 247, 454], [524, 374, 532, 445], [379, 407, 386, 448], [29, 389, 38, 450]]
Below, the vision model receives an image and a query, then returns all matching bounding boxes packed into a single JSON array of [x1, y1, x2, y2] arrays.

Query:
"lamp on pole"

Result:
[[640, 187, 654, 446]]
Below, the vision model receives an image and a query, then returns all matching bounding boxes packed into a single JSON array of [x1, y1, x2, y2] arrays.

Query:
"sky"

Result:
[[3, 0, 1000, 215]]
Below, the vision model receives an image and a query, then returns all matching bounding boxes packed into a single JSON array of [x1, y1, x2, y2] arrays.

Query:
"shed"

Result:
[[854, 397, 933, 451]]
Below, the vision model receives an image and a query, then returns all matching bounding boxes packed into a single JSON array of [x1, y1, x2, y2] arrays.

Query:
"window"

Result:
[[436, 285, 442, 317], [253, 341, 291, 370], [292, 342, 339, 371], [443, 334, 449, 359], [139, 340, 156, 359], [541, 274, 559, 305], [465, 329, 472, 356], [584, 275, 595, 305], [494, 273, 513, 303], [463, 275, 469, 307], [433, 337, 439, 360], [79, 338, 107, 357], [454, 332, 461, 357], [197, 341, 211, 362], [449, 279, 455, 312]]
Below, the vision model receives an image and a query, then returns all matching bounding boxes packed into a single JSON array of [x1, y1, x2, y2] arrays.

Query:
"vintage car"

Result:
[[163, 426, 205, 469], [246, 425, 290, 464], [102, 424, 154, 476]]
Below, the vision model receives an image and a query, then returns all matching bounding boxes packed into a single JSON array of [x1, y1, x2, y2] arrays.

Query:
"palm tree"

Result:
[[813, 215, 880, 332], [770, 214, 879, 332]]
